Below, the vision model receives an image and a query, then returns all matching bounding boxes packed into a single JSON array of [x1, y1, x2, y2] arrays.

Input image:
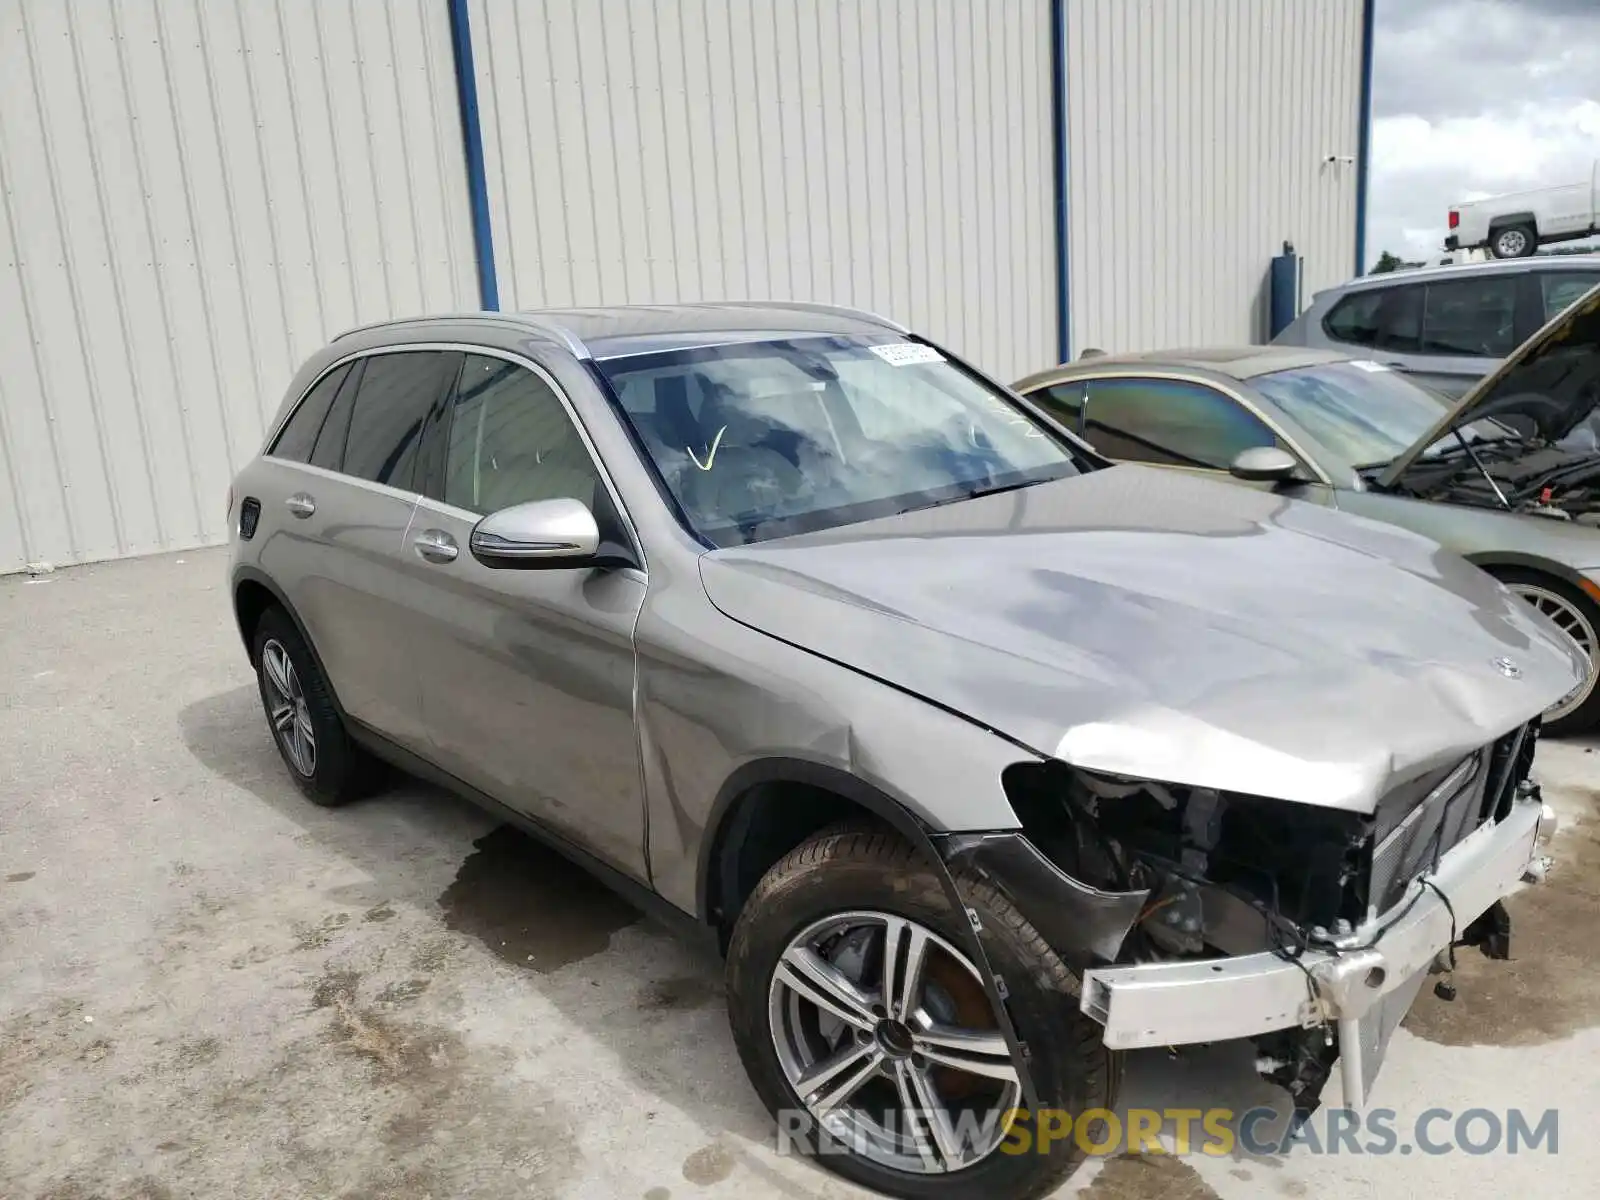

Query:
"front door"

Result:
[[403, 351, 649, 882]]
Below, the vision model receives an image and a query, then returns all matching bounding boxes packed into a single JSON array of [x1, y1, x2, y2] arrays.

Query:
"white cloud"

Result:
[[1368, 102, 1600, 264]]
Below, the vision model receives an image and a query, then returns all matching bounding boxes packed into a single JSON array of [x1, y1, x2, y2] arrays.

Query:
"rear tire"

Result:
[[1494, 568, 1600, 735], [252, 606, 382, 806], [725, 825, 1116, 1200], [1489, 224, 1535, 259]]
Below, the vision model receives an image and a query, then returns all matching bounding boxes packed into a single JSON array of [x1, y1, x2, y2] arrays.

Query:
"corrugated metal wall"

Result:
[[1065, 0, 1363, 355], [0, 0, 477, 574], [466, 0, 1058, 384]]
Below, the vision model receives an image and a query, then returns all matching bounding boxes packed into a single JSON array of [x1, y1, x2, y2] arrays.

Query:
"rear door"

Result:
[[264, 348, 461, 751], [405, 351, 649, 881]]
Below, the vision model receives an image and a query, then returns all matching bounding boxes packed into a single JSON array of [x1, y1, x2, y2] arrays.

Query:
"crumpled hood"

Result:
[[700, 466, 1584, 812], [1381, 281, 1600, 485]]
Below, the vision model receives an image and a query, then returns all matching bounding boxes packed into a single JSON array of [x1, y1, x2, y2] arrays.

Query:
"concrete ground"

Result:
[[3, 547, 1597, 1200]]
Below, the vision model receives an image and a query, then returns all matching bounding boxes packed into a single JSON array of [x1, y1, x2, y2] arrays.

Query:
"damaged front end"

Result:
[[937, 721, 1556, 1116]]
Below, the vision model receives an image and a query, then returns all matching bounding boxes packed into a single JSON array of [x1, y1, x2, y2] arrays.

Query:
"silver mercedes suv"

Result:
[[228, 303, 1574, 1198]]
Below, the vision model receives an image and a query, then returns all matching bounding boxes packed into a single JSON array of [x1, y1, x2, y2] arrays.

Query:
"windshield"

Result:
[[1252, 361, 1507, 468], [597, 335, 1083, 546]]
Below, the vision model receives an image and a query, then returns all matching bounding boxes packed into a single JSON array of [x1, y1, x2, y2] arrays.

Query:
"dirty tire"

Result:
[[726, 826, 1115, 1200], [252, 605, 380, 807]]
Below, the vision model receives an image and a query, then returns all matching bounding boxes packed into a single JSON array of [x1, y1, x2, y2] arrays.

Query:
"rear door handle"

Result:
[[413, 528, 459, 563], [285, 493, 316, 518]]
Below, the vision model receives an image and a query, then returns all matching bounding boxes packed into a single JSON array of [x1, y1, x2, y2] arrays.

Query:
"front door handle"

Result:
[[285, 493, 316, 518], [413, 528, 459, 563]]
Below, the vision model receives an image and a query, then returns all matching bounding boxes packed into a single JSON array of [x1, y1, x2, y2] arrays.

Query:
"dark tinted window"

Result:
[[310, 360, 362, 471], [1081, 377, 1276, 469], [1324, 286, 1422, 352], [1029, 382, 1086, 431], [1420, 275, 1518, 356], [443, 355, 602, 513], [342, 352, 459, 488], [1541, 271, 1600, 322], [268, 363, 350, 462]]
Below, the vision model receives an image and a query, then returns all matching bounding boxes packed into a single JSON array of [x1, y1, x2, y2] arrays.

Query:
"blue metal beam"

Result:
[[1354, 0, 1376, 276], [447, 0, 500, 310], [1050, 0, 1071, 362]]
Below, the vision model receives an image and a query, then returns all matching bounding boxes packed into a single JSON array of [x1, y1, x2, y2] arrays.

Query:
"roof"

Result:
[[332, 301, 906, 361], [1329, 253, 1600, 294], [1013, 345, 1352, 391]]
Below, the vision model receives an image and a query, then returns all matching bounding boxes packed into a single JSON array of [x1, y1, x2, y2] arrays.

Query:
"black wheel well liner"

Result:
[[696, 758, 935, 932]]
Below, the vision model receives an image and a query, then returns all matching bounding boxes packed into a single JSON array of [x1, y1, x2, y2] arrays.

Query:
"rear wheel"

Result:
[[1497, 569, 1600, 734], [1489, 224, 1535, 258], [726, 826, 1115, 1199], [252, 606, 382, 805]]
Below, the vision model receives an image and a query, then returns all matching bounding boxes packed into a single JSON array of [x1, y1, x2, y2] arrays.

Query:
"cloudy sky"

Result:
[[1368, 0, 1600, 267]]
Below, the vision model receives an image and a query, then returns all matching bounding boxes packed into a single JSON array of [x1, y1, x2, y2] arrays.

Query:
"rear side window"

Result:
[[1080, 378, 1277, 469], [442, 354, 602, 514], [268, 363, 351, 462], [1420, 275, 1518, 356], [342, 351, 461, 488], [1541, 272, 1600, 322]]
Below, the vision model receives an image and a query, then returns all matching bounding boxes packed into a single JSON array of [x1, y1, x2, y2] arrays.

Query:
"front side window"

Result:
[[1027, 382, 1086, 432], [442, 354, 602, 514], [1420, 276, 1518, 356], [597, 336, 1082, 546], [268, 363, 351, 462], [341, 351, 461, 488], [1077, 377, 1277, 469]]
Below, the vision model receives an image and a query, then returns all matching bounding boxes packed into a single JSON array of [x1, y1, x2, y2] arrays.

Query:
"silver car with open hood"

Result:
[[227, 303, 1579, 1199]]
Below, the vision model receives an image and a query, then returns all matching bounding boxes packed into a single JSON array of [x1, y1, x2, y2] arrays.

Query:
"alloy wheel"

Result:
[[261, 638, 317, 777], [1509, 583, 1599, 722], [768, 910, 1023, 1174]]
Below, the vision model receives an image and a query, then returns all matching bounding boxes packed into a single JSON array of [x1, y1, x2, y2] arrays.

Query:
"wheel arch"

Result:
[[1486, 210, 1538, 234], [232, 566, 350, 718], [697, 758, 938, 935], [1466, 551, 1595, 596]]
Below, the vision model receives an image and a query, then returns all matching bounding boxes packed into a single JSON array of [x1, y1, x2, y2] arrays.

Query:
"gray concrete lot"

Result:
[[4, 548, 1598, 1199]]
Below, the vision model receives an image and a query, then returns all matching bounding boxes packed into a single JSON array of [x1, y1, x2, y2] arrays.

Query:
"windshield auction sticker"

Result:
[[867, 343, 946, 367]]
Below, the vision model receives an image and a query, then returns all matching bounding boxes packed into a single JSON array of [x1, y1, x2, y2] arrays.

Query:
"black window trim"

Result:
[[1030, 370, 1333, 486], [262, 344, 644, 571], [264, 359, 353, 461]]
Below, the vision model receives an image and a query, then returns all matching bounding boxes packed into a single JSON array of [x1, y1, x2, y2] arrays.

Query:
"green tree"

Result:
[[1370, 250, 1404, 274]]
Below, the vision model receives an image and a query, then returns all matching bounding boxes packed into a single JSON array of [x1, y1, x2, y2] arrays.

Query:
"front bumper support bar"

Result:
[[1079, 792, 1556, 1106]]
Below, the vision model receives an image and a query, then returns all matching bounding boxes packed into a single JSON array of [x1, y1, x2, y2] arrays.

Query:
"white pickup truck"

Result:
[[1447, 158, 1600, 258]]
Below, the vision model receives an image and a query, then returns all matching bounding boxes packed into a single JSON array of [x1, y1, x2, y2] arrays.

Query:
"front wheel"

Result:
[[1498, 570, 1600, 735], [726, 827, 1115, 1199]]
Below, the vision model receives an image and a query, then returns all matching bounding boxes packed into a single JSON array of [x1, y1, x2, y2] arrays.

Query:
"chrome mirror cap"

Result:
[[469, 497, 601, 568]]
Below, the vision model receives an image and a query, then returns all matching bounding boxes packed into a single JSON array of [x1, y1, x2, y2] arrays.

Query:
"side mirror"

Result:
[[1229, 446, 1301, 483], [469, 497, 600, 569]]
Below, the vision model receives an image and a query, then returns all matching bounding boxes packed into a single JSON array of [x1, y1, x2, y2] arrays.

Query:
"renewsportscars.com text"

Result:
[[776, 1106, 1559, 1159]]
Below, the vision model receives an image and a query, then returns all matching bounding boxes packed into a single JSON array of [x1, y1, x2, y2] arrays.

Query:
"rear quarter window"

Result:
[[267, 363, 351, 462]]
